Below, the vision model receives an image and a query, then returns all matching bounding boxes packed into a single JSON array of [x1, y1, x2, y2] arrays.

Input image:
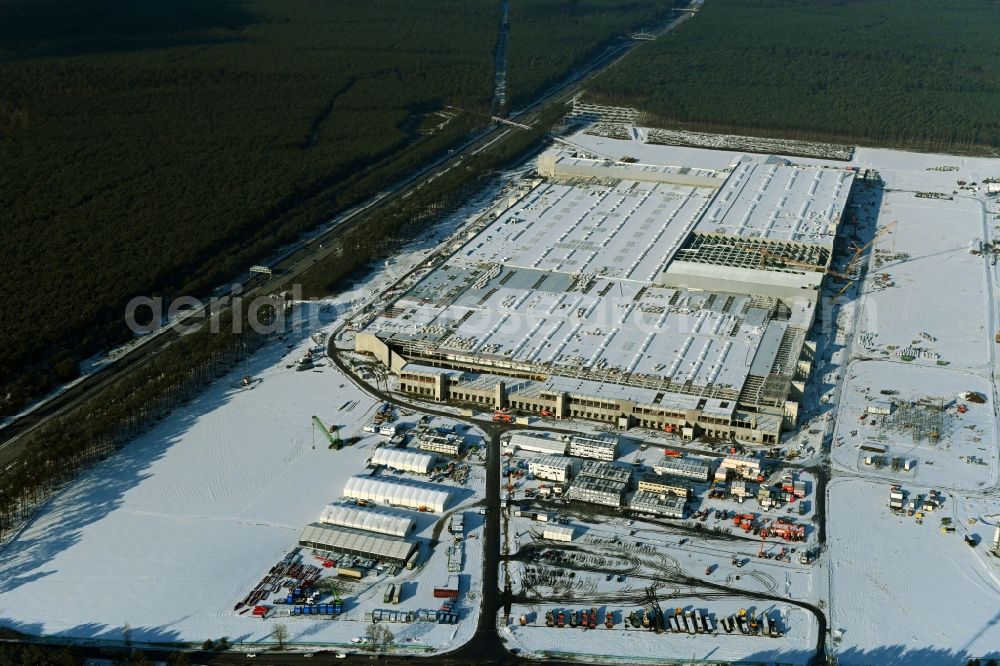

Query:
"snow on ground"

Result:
[[502, 602, 817, 665], [572, 130, 1000, 664], [828, 477, 1000, 665], [852, 191, 989, 371], [832, 361, 995, 489], [0, 300, 486, 653]]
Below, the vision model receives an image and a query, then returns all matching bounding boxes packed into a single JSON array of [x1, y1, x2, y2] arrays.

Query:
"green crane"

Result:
[[312, 415, 342, 450]]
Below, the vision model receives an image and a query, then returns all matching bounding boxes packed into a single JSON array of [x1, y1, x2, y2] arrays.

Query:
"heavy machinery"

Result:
[[492, 408, 514, 423], [312, 415, 341, 450], [843, 221, 897, 276]]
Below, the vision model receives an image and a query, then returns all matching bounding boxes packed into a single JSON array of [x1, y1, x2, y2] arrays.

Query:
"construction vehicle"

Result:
[[312, 415, 342, 450], [663, 448, 683, 457], [492, 408, 514, 423]]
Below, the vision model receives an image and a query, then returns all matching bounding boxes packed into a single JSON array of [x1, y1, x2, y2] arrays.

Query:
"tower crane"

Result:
[[842, 220, 897, 276]]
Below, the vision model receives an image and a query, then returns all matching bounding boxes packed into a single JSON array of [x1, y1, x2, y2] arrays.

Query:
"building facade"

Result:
[[637, 473, 690, 497], [653, 457, 711, 482], [567, 434, 619, 461], [527, 455, 574, 483]]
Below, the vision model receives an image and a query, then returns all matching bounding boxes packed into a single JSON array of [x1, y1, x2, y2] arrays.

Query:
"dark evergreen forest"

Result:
[[0, 0, 673, 416], [506, 0, 679, 108], [588, 0, 1000, 151]]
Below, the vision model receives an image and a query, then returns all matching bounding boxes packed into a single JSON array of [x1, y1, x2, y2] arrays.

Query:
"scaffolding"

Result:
[[886, 399, 946, 443]]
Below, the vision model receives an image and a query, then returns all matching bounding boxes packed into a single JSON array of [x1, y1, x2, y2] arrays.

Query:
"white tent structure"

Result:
[[370, 447, 435, 474], [343, 476, 451, 512], [319, 504, 415, 538], [298, 524, 416, 564], [543, 524, 575, 542]]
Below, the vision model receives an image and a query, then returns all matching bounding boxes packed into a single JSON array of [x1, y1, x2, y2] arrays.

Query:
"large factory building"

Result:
[[354, 148, 856, 444]]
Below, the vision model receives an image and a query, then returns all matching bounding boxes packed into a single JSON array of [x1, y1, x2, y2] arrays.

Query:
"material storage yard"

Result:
[[4, 120, 1000, 664], [0, 277, 490, 653]]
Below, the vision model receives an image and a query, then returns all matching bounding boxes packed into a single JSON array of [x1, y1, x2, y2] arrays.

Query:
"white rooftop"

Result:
[[457, 178, 713, 282], [696, 157, 854, 246], [369, 281, 801, 395]]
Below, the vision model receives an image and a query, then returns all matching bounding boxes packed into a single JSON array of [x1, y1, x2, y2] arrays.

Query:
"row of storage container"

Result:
[[365, 608, 459, 624], [292, 604, 341, 616]]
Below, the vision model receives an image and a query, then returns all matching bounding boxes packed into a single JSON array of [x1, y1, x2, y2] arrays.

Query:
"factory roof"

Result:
[[654, 456, 711, 476], [695, 157, 855, 247], [527, 454, 574, 469], [542, 524, 576, 540], [343, 476, 452, 512], [369, 280, 798, 398], [568, 475, 628, 495], [507, 432, 568, 454], [454, 177, 714, 281], [628, 490, 687, 514]]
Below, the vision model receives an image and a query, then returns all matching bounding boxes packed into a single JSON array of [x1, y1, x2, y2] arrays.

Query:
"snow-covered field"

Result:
[[828, 477, 1000, 665], [0, 298, 487, 653], [832, 361, 995, 489], [0, 166, 545, 652]]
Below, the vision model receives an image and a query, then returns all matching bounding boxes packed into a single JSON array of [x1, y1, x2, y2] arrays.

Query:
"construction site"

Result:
[[353, 145, 861, 447]]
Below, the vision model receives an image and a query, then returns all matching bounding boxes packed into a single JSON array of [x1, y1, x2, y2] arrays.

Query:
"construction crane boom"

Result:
[[843, 220, 897, 275], [312, 415, 342, 450]]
